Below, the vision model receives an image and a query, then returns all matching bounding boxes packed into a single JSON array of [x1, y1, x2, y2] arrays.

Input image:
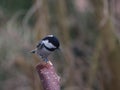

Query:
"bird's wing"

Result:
[[36, 41, 44, 49]]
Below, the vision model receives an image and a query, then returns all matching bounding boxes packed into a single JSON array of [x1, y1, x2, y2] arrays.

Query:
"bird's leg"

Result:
[[44, 58, 49, 63]]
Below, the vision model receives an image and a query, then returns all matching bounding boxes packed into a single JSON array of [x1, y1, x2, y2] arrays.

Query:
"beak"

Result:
[[30, 48, 37, 54]]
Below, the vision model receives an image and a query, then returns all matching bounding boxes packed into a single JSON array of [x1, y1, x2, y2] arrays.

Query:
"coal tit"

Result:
[[31, 35, 60, 62]]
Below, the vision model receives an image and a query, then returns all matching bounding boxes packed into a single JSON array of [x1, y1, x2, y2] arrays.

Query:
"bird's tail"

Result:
[[30, 48, 37, 54]]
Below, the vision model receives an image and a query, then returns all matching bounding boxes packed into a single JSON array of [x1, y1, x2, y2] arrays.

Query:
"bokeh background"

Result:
[[0, 0, 120, 90]]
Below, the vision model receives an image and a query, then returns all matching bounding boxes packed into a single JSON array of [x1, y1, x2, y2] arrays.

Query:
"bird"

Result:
[[31, 35, 60, 62]]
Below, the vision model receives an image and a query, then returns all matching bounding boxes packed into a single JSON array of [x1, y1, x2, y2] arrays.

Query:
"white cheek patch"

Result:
[[42, 40, 56, 49], [47, 35, 53, 37]]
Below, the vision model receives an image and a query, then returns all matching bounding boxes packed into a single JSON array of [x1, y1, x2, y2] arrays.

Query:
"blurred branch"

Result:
[[55, 0, 76, 86], [56, 0, 70, 45], [34, 0, 50, 39], [32, 0, 50, 63], [87, 37, 103, 89], [14, 57, 42, 90], [22, 0, 42, 30], [89, 0, 120, 90], [6, 11, 24, 30]]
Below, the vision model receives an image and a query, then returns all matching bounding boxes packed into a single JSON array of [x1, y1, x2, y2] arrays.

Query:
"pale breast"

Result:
[[37, 47, 51, 58]]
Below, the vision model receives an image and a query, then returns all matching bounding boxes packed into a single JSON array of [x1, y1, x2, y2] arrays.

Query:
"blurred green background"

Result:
[[0, 0, 120, 90]]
